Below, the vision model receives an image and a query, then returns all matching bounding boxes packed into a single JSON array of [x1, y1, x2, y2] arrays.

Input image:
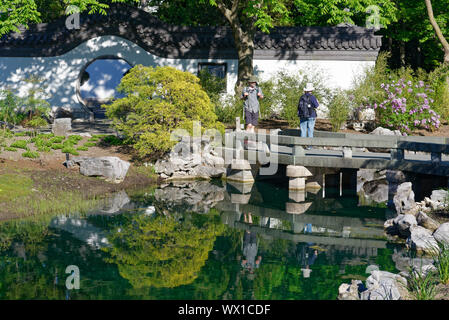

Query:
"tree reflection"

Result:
[[104, 211, 226, 289]]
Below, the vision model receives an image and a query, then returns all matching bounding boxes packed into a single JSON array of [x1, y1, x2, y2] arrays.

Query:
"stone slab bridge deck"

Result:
[[216, 127, 449, 177]]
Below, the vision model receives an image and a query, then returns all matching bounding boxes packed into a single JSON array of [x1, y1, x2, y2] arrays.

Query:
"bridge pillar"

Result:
[[286, 165, 313, 190], [226, 159, 255, 183]]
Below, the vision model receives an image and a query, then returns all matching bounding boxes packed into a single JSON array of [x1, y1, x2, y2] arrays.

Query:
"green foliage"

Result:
[[104, 212, 226, 289], [272, 69, 331, 127], [50, 136, 65, 144], [21, 76, 50, 120], [4, 146, 17, 152], [61, 146, 79, 156], [0, 89, 21, 129], [22, 150, 40, 159], [77, 146, 89, 151], [431, 242, 449, 285], [83, 142, 96, 147], [101, 135, 124, 146], [0, 174, 33, 202], [10, 140, 28, 150], [51, 143, 63, 150], [328, 90, 351, 132], [407, 270, 438, 300], [103, 65, 224, 159]]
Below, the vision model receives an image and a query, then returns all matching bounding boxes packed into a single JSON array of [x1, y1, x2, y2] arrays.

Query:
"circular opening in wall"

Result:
[[77, 56, 132, 118]]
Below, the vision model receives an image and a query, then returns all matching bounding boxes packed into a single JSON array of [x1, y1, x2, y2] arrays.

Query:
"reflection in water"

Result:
[[1, 174, 437, 300]]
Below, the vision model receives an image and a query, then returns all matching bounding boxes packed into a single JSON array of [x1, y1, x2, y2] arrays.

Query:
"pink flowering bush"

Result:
[[371, 78, 441, 133]]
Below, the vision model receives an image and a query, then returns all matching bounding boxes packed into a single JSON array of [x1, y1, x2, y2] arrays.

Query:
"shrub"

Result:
[[0, 89, 21, 129], [103, 65, 224, 159], [407, 270, 438, 300], [83, 142, 97, 147], [36, 146, 51, 153], [371, 78, 441, 133], [25, 115, 48, 136], [272, 68, 331, 127], [61, 146, 79, 156], [76, 146, 89, 151], [22, 151, 39, 159], [87, 137, 100, 142], [328, 90, 352, 132], [50, 136, 65, 144], [51, 144, 63, 150], [101, 135, 124, 146], [4, 147, 17, 152], [10, 140, 28, 150]]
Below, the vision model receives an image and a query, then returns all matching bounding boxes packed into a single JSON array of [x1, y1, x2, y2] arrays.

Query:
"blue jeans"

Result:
[[300, 118, 316, 138]]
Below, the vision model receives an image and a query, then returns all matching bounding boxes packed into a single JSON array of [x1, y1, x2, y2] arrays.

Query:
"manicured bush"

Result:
[[36, 145, 51, 153], [10, 140, 28, 150], [61, 146, 79, 156], [22, 151, 39, 159], [103, 65, 224, 159], [76, 146, 89, 151], [4, 147, 17, 152], [50, 136, 65, 144], [51, 144, 63, 150], [83, 142, 97, 147]]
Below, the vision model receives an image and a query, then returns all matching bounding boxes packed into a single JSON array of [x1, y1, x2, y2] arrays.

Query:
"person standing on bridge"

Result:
[[298, 83, 319, 144], [242, 76, 264, 133]]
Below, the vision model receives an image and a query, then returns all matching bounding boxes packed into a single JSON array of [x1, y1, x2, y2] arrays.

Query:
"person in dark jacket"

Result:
[[298, 83, 319, 139]]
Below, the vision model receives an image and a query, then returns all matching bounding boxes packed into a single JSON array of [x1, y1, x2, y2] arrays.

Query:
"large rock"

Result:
[[416, 211, 440, 232], [430, 189, 449, 203], [406, 225, 439, 254], [392, 251, 436, 277], [52, 118, 72, 136], [394, 214, 417, 237], [393, 182, 417, 214], [370, 127, 402, 136], [73, 156, 130, 183], [338, 280, 363, 300], [155, 139, 226, 180], [361, 271, 408, 300], [433, 223, 449, 246]]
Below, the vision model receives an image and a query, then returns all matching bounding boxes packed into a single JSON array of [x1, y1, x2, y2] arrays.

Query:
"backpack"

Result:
[[298, 94, 312, 118]]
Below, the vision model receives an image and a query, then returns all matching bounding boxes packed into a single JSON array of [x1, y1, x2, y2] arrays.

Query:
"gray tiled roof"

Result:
[[0, 4, 382, 60]]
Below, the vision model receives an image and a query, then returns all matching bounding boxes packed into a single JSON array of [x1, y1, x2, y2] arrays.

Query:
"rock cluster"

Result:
[[338, 271, 409, 300], [384, 187, 449, 254], [357, 169, 406, 206], [154, 180, 225, 214], [65, 156, 130, 183], [370, 127, 403, 136], [155, 138, 226, 180]]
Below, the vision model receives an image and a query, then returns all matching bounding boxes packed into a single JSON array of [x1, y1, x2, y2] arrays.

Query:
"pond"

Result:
[[0, 170, 445, 300]]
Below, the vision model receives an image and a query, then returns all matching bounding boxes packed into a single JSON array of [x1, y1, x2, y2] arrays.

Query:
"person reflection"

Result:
[[296, 243, 318, 278], [240, 212, 262, 275]]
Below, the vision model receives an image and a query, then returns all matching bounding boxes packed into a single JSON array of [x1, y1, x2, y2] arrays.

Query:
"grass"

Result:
[[51, 143, 63, 150], [22, 151, 40, 158], [4, 147, 17, 152], [10, 140, 28, 150], [407, 269, 438, 300], [0, 174, 33, 202], [431, 242, 449, 285]]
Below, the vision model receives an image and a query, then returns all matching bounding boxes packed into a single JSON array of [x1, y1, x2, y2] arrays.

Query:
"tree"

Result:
[[103, 65, 224, 159], [424, 0, 449, 64]]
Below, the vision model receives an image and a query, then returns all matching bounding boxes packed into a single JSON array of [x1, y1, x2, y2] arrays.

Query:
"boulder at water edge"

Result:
[[406, 225, 438, 254], [393, 182, 417, 215], [416, 211, 440, 232], [361, 271, 408, 300], [72, 156, 130, 183], [433, 223, 449, 246]]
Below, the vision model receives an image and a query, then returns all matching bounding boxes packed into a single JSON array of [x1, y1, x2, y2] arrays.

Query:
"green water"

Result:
[[0, 179, 404, 300]]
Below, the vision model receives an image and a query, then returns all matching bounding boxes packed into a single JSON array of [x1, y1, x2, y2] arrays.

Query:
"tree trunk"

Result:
[[425, 0, 449, 64], [231, 25, 254, 95], [215, 0, 255, 95]]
